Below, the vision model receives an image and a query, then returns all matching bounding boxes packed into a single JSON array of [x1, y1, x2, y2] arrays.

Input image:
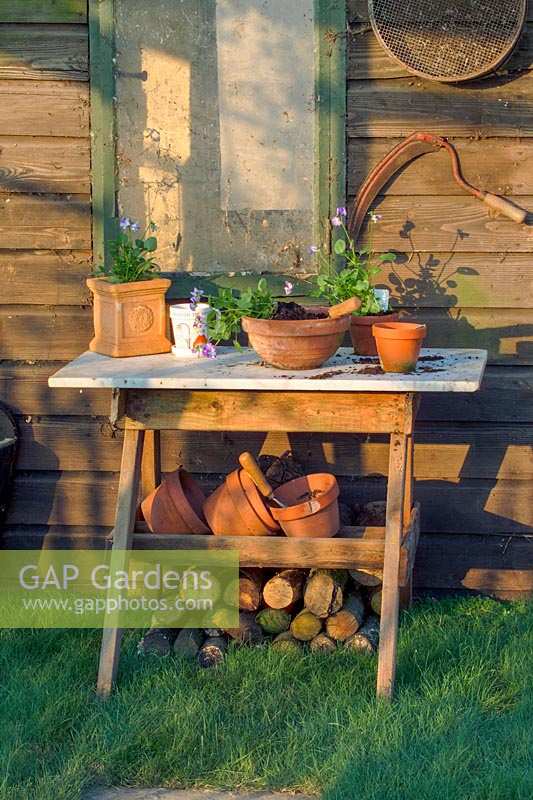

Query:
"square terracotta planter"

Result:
[[87, 277, 172, 358]]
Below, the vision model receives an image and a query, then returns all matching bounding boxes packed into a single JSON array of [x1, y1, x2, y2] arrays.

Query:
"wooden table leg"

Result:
[[400, 433, 414, 610], [141, 429, 161, 500], [377, 432, 408, 700], [96, 427, 145, 698]]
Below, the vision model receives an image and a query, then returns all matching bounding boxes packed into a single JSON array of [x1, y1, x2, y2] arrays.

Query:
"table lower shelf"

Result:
[[131, 506, 420, 584]]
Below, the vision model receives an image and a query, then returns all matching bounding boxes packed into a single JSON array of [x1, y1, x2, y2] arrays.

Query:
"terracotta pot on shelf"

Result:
[[242, 309, 350, 370], [350, 312, 400, 357], [238, 469, 280, 533], [141, 468, 211, 534], [269, 474, 340, 538], [87, 277, 172, 358], [372, 321, 427, 373], [203, 469, 279, 536]]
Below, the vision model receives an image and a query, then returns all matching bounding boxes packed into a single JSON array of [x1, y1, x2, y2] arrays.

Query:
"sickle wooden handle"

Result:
[[328, 297, 362, 319], [238, 452, 273, 498], [482, 193, 527, 224]]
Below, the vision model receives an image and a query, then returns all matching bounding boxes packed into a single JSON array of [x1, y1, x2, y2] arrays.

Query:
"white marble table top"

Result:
[[49, 348, 487, 393]]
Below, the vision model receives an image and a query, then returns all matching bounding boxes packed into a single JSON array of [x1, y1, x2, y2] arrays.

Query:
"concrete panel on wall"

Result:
[[116, 0, 316, 273]]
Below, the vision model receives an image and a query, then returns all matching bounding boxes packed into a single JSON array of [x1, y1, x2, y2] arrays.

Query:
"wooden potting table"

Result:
[[50, 347, 486, 700]]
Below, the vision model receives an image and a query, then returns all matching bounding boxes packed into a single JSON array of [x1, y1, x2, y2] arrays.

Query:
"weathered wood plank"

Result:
[[7, 471, 533, 534], [347, 75, 533, 138], [0, 194, 90, 249], [133, 530, 398, 573], [0, 1, 86, 23], [122, 390, 414, 434], [359, 195, 533, 253], [15, 417, 533, 481], [8, 472, 119, 526], [403, 308, 533, 365], [4, 363, 533, 420], [338, 477, 533, 535], [0, 137, 90, 194], [419, 367, 533, 423], [0, 251, 91, 304], [1, 526, 111, 549], [3, 524, 532, 597], [0, 363, 108, 416], [97, 427, 144, 698], [414, 534, 533, 591], [0, 80, 89, 137], [165, 258, 533, 309], [0, 306, 92, 360], [348, 139, 533, 197], [373, 253, 533, 309], [377, 432, 407, 698], [0, 24, 88, 81]]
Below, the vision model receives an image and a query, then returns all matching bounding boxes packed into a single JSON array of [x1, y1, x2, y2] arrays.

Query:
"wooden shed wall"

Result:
[[1, 0, 532, 598], [345, 0, 533, 596]]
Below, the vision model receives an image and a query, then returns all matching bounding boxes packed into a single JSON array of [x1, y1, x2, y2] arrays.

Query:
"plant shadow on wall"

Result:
[[357, 219, 533, 595], [380, 218, 533, 361]]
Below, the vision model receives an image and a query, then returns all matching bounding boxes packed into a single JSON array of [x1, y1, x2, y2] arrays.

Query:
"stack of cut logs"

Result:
[[139, 566, 382, 667]]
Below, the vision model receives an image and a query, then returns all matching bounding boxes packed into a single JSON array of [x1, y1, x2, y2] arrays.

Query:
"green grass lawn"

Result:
[[1, 596, 532, 800]]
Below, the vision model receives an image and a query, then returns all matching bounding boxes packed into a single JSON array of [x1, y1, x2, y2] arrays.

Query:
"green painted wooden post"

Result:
[[89, 0, 116, 271], [314, 0, 347, 264]]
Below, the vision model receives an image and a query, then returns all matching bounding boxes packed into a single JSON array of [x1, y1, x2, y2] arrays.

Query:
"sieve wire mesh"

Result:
[[369, 0, 526, 81]]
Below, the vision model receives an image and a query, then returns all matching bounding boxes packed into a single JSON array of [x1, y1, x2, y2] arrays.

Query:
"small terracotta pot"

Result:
[[238, 469, 280, 532], [87, 276, 172, 358], [269, 474, 340, 538], [203, 469, 278, 536], [372, 321, 427, 373], [242, 309, 350, 370], [350, 312, 400, 357], [141, 468, 210, 534]]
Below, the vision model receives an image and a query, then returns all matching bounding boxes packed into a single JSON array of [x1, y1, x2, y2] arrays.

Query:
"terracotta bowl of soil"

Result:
[[203, 468, 279, 536], [242, 303, 350, 370], [350, 312, 400, 357], [269, 473, 340, 538], [141, 468, 211, 534]]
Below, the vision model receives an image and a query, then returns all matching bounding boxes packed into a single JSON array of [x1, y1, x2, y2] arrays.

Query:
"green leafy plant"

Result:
[[94, 217, 159, 283], [207, 278, 277, 345], [311, 209, 395, 315]]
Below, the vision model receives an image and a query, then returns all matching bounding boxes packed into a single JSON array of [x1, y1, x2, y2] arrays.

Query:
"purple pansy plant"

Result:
[[188, 287, 217, 358], [189, 286, 203, 311], [201, 342, 217, 359]]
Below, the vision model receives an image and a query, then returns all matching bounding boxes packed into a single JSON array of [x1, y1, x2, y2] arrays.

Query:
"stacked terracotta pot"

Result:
[[141, 464, 341, 539]]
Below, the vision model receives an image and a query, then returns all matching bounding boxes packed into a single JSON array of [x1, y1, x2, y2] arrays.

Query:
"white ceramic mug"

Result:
[[169, 303, 217, 357]]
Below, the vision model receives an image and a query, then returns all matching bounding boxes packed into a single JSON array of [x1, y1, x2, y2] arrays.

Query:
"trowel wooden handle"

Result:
[[238, 452, 273, 498], [328, 296, 362, 319], [482, 193, 527, 224]]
